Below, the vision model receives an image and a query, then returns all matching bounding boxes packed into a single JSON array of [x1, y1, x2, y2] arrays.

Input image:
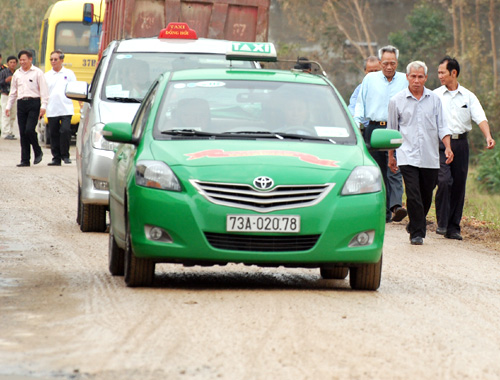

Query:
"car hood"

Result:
[[149, 140, 366, 184], [98, 101, 141, 124]]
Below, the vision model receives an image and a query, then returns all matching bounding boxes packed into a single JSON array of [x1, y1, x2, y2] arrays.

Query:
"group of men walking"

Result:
[[352, 45, 496, 245], [0, 49, 76, 166]]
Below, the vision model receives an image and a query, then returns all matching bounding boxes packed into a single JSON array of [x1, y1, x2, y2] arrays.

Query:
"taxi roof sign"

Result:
[[159, 23, 198, 40], [226, 42, 277, 62]]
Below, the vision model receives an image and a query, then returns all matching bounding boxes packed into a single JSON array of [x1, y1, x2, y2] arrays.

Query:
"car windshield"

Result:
[[102, 53, 253, 101], [153, 80, 356, 144]]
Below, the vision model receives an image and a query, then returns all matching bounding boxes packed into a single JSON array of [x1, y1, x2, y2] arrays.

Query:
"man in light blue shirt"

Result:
[[388, 61, 453, 245], [354, 45, 408, 223], [348, 56, 381, 119]]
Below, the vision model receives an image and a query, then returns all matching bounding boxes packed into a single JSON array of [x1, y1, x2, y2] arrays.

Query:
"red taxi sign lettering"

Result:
[[226, 42, 277, 62], [159, 23, 198, 40]]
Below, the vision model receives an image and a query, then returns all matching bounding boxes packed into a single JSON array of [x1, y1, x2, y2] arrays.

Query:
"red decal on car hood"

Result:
[[185, 149, 339, 167]]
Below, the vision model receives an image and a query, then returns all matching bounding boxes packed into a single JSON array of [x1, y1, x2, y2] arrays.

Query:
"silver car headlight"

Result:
[[91, 123, 120, 151], [135, 160, 181, 191], [341, 166, 382, 195]]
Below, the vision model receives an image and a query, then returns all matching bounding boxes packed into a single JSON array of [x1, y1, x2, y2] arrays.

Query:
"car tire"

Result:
[[349, 254, 382, 291], [79, 197, 107, 232], [77, 186, 82, 224], [124, 223, 154, 287], [108, 226, 125, 276], [320, 267, 348, 280]]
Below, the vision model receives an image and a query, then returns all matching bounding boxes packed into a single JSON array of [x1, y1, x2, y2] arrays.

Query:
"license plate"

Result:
[[226, 215, 300, 233]]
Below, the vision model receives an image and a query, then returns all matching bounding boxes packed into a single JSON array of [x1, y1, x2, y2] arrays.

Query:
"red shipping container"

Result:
[[101, 0, 269, 52]]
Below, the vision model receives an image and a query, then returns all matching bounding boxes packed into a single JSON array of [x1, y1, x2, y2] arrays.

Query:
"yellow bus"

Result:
[[38, 0, 105, 144]]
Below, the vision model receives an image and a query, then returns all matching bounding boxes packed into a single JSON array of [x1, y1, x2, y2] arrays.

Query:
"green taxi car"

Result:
[[104, 44, 402, 290]]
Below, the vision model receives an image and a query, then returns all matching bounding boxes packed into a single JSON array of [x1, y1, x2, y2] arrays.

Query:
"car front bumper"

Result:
[[126, 184, 386, 266]]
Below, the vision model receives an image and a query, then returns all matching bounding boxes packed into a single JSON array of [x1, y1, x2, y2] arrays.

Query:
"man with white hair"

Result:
[[387, 61, 454, 245], [354, 45, 408, 223]]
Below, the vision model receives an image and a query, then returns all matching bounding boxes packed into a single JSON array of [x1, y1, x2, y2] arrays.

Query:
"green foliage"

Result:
[[0, 0, 57, 61], [388, 1, 452, 88], [475, 148, 500, 194]]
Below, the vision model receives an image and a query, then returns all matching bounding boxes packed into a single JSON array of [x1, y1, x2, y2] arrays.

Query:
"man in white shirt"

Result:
[[45, 50, 76, 165], [433, 56, 496, 240], [387, 61, 453, 245]]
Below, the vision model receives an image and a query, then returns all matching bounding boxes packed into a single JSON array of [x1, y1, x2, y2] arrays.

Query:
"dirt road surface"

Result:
[[1, 137, 499, 380]]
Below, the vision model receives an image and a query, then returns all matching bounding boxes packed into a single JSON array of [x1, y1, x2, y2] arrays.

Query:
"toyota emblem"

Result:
[[253, 176, 274, 190]]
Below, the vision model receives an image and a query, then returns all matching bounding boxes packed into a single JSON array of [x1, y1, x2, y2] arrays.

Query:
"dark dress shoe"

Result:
[[48, 160, 61, 166], [16, 162, 30, 167], [436, 227, 446, 235], [392, 207, 407, 222], [34, 153, 43, 165], [445, 232, 463, 240], [410, 236, 424, 245], [63, 158, 72, 164]]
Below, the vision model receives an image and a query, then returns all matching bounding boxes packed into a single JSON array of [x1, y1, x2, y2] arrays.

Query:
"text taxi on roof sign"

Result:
[[100, 25, 403, 290]]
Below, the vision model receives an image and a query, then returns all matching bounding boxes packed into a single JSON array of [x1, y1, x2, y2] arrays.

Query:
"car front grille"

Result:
[[205, 232, 320, 252], [190, 180, 335, 212]]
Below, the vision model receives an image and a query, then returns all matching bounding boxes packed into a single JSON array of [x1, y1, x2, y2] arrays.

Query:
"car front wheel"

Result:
[[79, 194, 107, 232], [108, 226, 125, 276], [124, 223, 155, 287], [349, 255, 382, 291]]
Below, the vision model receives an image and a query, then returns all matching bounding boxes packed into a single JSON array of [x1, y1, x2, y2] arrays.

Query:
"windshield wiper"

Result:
[[161, 129, 220, 137], [107, 97, 142, 103], [273, 132, 336, 143], [222, 131, 336, 143]]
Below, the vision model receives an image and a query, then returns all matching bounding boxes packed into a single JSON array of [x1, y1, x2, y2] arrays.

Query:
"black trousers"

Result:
[[399, 165, 439, 239], [435, 139, 469, 234], [17, 98, 42, 164], [48, 115, 72, 161]]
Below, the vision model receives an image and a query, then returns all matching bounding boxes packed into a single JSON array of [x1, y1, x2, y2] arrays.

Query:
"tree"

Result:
[[389, 1, 452, 88], [0, 0, 57, 60], [488, 0, 497, 92], [275, 0, 378, 98]]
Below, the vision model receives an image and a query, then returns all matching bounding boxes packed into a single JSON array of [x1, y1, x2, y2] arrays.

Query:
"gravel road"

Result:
[[1, 138, 499, 380]]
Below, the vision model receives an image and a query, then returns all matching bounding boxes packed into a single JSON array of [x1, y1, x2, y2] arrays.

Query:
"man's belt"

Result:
[[18, 97, 40, 101], [369, 121, 387, 126], [451, 132, 468, 140]]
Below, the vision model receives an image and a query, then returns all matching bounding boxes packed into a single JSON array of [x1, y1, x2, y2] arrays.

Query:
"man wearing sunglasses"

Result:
[[44, 50, 77, 166]]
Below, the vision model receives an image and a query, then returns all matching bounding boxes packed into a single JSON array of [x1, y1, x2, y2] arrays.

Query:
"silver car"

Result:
[[66, 33, 257, 232]]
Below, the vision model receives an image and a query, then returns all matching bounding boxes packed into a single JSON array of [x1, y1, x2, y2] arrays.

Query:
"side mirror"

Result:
[[370, 128, 403, 150], [83, 3, 94, 25], [66, 81, 90, 102], [103, 122, 134, 144]]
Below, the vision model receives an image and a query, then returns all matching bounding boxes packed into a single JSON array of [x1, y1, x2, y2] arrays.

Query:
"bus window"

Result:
[[55, 22, 101, 54]]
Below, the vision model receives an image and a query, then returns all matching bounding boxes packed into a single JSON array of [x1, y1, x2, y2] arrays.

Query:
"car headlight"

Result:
[[92, 124, 120, 151], [341, 166, 382, 195], [135, 160, 181, 191]]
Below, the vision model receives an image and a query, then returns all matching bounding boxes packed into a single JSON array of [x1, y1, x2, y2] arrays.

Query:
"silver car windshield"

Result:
[[102, 53, 253, 101], [153, 80, 356, 144]]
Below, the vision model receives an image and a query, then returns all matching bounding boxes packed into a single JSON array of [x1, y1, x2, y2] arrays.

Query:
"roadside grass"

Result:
[[424, 167, 500, 252]]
